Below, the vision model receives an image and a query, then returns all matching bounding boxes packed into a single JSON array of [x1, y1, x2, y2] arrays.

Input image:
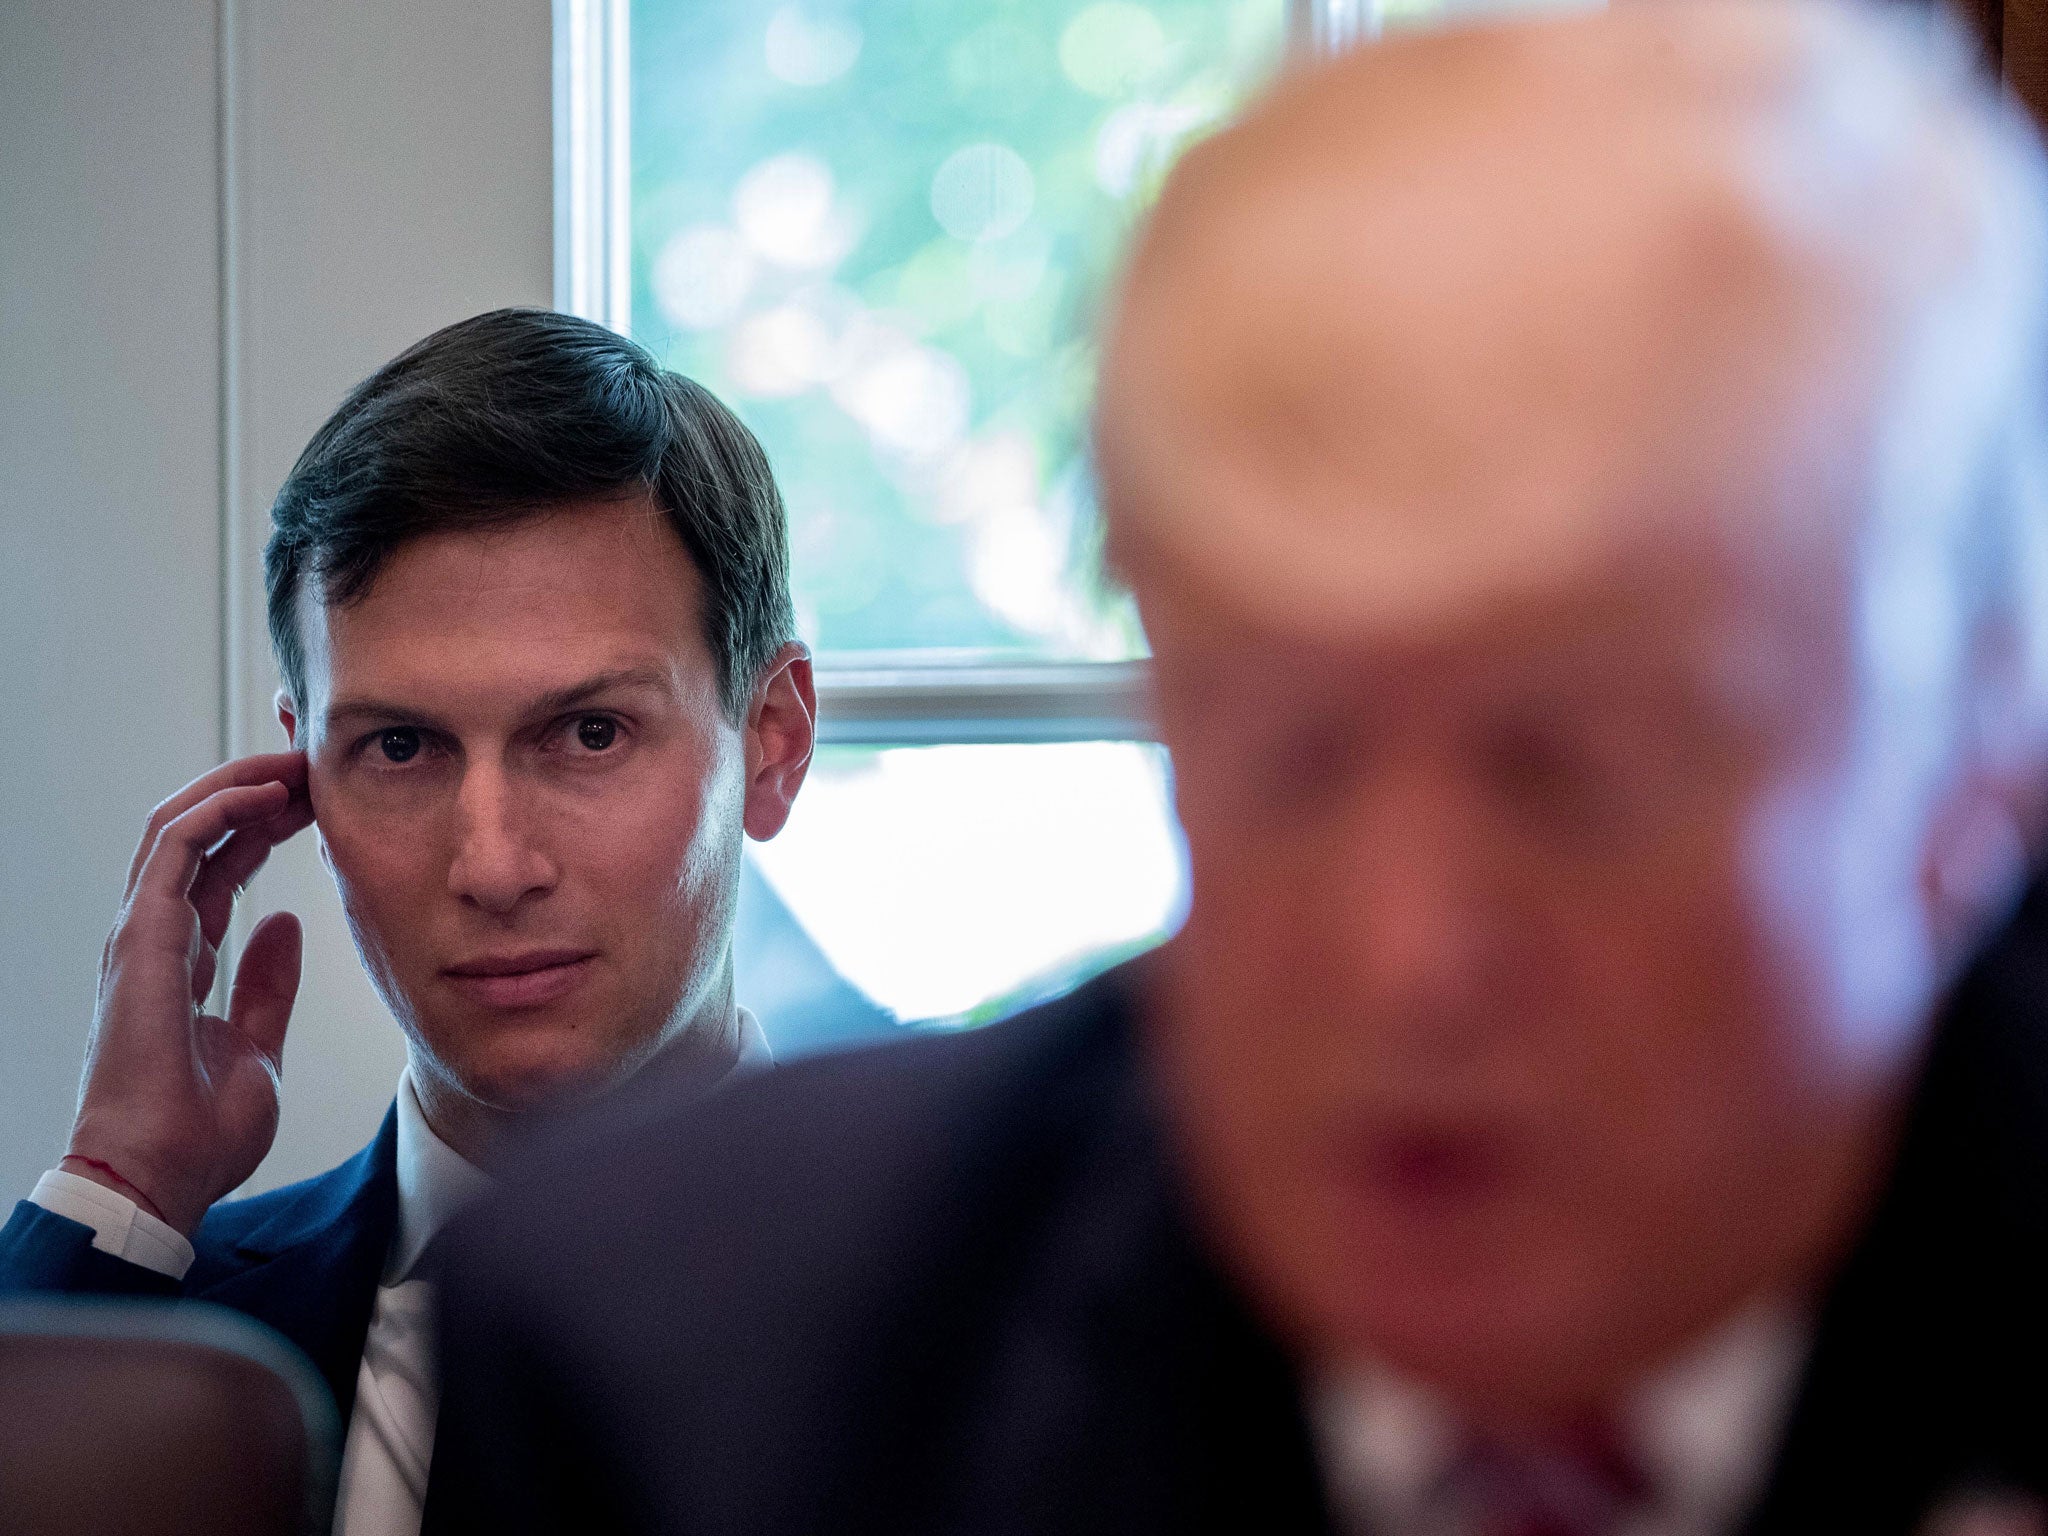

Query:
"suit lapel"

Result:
[[1744, 880, 2048, 1536], [1168, 1208, 1338, 1536], [895, 991, 1333, 1536], [1083, 1101, 1333, 1536], [193, 1107, 400, 1424]]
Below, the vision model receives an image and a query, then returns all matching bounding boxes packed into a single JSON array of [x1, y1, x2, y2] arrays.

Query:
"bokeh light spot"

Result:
[[1094, 102, 1210, 198], [829, 319, 973, 460], [937, 430, 1041, 526], [972, 503, 1070, 636], [734, 152, 861, 269], [726, 304, 835, 397], [930, 142, 1036, 245], [764, 6, 863, 86], [1059, 2, 1170, 99], [652, 224, 758, 330]]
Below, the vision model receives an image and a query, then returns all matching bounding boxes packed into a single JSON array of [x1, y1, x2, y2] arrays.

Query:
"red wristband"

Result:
[[61, 1154, 168, 1223]]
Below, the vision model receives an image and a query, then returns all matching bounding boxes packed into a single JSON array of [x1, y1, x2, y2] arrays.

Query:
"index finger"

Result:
[[125, 752, 308, 898], [129, 781, 299, 925], [189, 792, 320, 956]]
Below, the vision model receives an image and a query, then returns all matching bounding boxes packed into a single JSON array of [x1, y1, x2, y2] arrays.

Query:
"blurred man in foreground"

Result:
[[0, 310, 815, 1533], [432, 5, 2048, 1532]]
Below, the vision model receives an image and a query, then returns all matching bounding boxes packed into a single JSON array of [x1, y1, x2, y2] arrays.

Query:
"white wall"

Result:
[[0, 0, 226, 1203], [0, 0, 553, 1200]]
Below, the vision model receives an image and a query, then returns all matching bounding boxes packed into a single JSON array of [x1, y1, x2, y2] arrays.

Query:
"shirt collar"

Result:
[[729, 1005, 773, 1082], [1624, 1303, 1808, 1530], [386, 1067, 495, 1285], [1312, 1303, 1809, 1535]]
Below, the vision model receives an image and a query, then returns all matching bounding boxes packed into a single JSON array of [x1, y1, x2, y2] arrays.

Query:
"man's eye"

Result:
[[379, 728, 422, 764], [576, 716, 617, 752], [1481, 724, 1634, 835]]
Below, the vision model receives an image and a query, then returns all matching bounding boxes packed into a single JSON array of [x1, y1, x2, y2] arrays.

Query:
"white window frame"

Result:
[[1292, 0, 1383, 51], [554, 0, 633, 335], [553, 0, 1372, 746]]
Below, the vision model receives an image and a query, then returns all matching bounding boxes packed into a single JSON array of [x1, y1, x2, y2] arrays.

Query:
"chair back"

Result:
[[0, 1297, 339, 1536]]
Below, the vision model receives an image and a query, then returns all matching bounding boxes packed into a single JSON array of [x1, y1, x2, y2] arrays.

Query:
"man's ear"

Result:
[[1920, 761, 2031, 973], [742, 643, 817, 842], [1924, 622, 2048, 967], [275, 688, 334, 870]]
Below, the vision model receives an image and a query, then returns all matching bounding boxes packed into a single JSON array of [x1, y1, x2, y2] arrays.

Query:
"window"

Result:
[[625, 0, 1288, 665], [738, 741, 1183, 1053], [556, 0, 1502, 1046]]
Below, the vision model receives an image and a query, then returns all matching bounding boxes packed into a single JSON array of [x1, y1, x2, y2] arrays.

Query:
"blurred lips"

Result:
[[441, 949, 598, 1009], [1339, 1123, 1521, 1215]]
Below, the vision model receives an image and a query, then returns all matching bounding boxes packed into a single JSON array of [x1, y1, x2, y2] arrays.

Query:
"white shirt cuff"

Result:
[[29, 1169, 194, 1280]]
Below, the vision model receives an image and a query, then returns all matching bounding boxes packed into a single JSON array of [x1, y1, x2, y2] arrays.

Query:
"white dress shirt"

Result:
[[29, 1008, 772, 1536], [331, 1067, 495, 1536], [28, 1164, 196, 1275], [1309, 1306, 1810, 1536]]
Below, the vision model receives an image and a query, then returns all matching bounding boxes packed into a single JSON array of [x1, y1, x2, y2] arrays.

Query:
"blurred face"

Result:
[[1146, 539, 1934, 1424], [284, 499, 751, 1128]]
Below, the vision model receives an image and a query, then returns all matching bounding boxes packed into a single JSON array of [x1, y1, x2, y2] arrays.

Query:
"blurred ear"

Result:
[[1921, 760, 2032, 974], [742, 643, 817, 842], [1924, 613, 2048, 965]]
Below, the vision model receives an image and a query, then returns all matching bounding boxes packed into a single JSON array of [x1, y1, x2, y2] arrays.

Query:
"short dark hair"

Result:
[[265, 307, 795, 719]]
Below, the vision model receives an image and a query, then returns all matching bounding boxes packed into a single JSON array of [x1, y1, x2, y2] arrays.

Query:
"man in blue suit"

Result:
[[0, 308, 816, 1535]]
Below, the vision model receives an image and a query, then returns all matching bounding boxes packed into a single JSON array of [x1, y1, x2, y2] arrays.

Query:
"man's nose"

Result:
[[447, 765, 558, 915], [1332, 777, 1498, 1032]]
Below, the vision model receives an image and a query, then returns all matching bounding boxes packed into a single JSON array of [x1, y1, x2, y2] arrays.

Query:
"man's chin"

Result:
[[1282, 1234, 1687, 1424], [437, 1037, 644, 1120]]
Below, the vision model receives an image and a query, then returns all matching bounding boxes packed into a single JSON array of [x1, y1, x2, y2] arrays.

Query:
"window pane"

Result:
[[734, 742, 1184, 1051], [630, 0, 1287, 659]]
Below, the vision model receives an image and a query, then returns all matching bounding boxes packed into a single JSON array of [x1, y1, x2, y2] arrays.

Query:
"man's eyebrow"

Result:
[[322, 667, 677, 733], [323, 697, 448, 734], [523, 666, 677, 719]]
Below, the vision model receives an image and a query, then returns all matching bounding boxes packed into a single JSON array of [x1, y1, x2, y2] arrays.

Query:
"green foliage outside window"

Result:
[[631, 0, 1287, 659]]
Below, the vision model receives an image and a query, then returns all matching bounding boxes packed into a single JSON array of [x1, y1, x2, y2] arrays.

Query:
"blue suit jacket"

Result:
[[0, 1107, 399, 1424]]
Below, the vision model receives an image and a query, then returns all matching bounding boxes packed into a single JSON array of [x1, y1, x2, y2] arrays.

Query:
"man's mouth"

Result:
[[441, 949, 599, 1009], [1338, 1123, 1522, 1214]]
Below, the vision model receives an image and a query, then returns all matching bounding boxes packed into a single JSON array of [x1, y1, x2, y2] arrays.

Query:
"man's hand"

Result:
[[64, 752, 317, 1236]]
